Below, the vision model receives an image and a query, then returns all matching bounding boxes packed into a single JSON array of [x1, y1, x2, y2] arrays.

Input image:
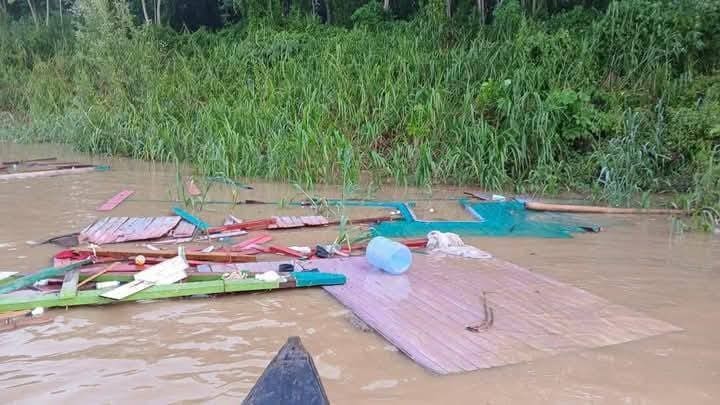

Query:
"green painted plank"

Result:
[[59, 269, 80, 298], [0, 272, 345, 312], [0, 280, 227, 312], [224, 278, 279, 292], [294, 272, 347, 287], [172, 206, 209, 231]]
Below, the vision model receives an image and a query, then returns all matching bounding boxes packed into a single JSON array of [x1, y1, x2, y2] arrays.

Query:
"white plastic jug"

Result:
[[366, 236, 412, 275]]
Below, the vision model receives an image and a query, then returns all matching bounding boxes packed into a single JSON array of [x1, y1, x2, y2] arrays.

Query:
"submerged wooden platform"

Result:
[[213, 256, 681, 374]]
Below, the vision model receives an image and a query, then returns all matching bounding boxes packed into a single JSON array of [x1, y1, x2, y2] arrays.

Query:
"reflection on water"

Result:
[[0, 143, 718, 404]]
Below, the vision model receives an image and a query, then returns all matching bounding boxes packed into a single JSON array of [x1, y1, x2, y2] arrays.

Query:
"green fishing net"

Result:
[[371, 200, 599, 238]]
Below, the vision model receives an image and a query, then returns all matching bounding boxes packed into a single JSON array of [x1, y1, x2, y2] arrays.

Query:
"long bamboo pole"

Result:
[[524, 201, 686, 215]]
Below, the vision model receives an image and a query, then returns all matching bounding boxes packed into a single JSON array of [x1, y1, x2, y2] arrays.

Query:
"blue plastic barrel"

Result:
[[366, 236, 412, 275]]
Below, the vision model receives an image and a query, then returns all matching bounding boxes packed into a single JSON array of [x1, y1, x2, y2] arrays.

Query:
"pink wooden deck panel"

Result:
[[215, 256, 680, 374], [321, 256, 680, 373]]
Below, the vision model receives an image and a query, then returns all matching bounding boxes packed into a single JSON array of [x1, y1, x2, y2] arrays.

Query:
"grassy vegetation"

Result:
[[1, 0, 719, 229]]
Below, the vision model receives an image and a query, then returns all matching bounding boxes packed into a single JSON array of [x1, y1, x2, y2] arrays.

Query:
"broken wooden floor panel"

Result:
[[215, 256, 680, 374], [79, 216, 188, 244]]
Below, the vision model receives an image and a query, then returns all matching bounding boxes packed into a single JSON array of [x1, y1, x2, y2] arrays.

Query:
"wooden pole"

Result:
[[524, 201, 687, 215], [76, 263, 120, 289], [76, 247, 257, 263], [0, 166, 99, 180]]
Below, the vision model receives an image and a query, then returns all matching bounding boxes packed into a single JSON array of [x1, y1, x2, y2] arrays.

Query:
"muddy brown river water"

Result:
[[0, 143, 718, 404]]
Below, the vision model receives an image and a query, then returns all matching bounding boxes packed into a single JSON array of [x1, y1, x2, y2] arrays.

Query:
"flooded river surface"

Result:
[[1, 143, 718, 404]]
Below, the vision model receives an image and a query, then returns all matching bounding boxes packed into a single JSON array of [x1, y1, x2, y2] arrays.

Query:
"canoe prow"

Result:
[[243, 336, 329, 405]]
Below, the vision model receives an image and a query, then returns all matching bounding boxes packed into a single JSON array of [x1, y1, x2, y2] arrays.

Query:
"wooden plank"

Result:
[[100, 279, 155, 300], [0, 166, 98, 180], [269, 245, 308, 259], [134, 256, 188, 285], [525, 201, 686, 215], [96, 190, 134, 211], [230, 235, 273, 251], [76, 247, 256, 263], [2, 157, 57, 165], [59, 269, 80, 298], [172, 207, 209, 231], [208, 218, 275, 234]]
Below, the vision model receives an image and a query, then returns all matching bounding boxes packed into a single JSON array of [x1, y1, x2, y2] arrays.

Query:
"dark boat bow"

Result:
[[243, 336, 329, 405]]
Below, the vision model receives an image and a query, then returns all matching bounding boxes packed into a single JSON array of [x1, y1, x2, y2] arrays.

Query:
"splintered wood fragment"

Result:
[[97, 190, 134, 211], [185, 177, 202, 196], [59, 269, 81, 298]]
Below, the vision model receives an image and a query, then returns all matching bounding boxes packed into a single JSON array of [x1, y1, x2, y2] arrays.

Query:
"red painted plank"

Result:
[[268, 245, 308, 258], [230, 234, 273, 251], [97, 190, 134, 211]]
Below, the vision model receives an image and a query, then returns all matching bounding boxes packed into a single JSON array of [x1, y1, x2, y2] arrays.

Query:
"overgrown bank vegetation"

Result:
[[1, 0, 719, 228]]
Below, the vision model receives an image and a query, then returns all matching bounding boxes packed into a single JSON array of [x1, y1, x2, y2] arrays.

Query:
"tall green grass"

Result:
[[1, 0, 719, 227]]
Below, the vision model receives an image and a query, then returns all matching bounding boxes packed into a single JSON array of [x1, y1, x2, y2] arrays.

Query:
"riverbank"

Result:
[[1, 1, 718, 227]]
